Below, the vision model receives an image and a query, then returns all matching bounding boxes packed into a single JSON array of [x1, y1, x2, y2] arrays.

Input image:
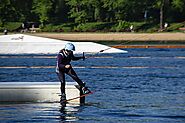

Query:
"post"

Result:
[[80, 86, 85, 103]]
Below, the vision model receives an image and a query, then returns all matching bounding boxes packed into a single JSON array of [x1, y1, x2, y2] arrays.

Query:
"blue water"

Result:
[[0, 48, 185, 123]]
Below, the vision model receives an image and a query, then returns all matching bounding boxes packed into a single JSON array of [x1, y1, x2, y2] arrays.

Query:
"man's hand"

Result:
[[82, 52, 85, 61], [82, 56, 85, 61], [65, 65, 71, 69]]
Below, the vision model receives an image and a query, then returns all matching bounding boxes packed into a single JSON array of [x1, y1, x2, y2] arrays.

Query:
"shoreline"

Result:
[[112, 45, 185, 49], [2, 32, 185, 48], [32, 32, 185, 48], [31, 32, 185, 42]]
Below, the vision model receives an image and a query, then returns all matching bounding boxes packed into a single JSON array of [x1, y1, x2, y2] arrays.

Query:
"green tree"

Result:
[[32, 0, 53, 26], [0, 0, 185, 31], [10, 0, 34, 22], [51, 0, 68, 23], [0, 0, 15, 25], [172, 0, 184, 12], [66, 0, 90, 23], [170, 0, 185, 22], [66, 0, 107, 23], [154, 0, 185, 30], [92, 0, 104, 22], [0, 0, 35, 24], [101, 0, 155, 22]]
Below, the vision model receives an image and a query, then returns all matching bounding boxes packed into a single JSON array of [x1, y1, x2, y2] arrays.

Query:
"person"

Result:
[[4, 29, 8, 35], [56, 43, 91, 102], [130, 25, 134, 32], [164, 22, 168, 30]]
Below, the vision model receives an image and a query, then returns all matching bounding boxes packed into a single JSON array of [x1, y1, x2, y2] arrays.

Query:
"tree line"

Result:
[[0, 0, 185, 31]]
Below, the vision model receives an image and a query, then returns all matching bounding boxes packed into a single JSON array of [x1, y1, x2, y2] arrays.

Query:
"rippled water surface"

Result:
[[0, 48, 185, 123]]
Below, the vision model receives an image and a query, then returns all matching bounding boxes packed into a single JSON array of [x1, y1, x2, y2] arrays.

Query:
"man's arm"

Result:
[[57, 54, 65, 69], [71, 52, 84, 61]]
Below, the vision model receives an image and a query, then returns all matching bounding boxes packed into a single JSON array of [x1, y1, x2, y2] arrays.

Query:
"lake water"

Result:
[[0, 48, 185, 123]]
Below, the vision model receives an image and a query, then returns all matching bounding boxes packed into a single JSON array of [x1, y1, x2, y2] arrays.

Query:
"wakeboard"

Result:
[[59, 85, 93, 103], [62, 91, 93, 103]]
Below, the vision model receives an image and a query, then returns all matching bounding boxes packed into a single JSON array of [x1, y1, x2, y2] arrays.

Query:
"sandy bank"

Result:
[[31, 32, 185, 41]]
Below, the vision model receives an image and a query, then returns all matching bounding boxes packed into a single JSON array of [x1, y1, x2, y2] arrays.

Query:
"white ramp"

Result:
[[0, 34, 127, 54]]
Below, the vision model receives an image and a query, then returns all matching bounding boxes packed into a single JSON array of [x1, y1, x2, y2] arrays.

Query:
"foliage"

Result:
[[111, 21, 131, 32], [32, 0, 53, 26], [2, 22, 22, 31], [41, 23, 77, 32], [74, 22, 113, 32], [166, 22, 185, 32], [0, 0, 185, 32]]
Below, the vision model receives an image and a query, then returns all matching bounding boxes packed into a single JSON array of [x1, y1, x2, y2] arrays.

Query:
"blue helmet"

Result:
[[64, 43, 75, 51]]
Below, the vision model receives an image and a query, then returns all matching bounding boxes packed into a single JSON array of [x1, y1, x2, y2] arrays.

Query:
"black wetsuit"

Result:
[[56, 49, 85, 94]]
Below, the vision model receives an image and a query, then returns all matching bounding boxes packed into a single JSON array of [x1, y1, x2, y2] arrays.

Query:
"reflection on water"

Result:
[[59, 103, 81, 122], [0, 102, 82, 122]]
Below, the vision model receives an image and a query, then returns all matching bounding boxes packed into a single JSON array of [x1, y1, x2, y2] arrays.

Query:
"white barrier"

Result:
[[0, 34, 127, 54], [0, 82, 80, 103]]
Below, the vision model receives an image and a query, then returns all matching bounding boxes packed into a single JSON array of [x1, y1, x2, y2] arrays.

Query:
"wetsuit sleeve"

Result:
[[57, 54, 65, 69], [71, 52, 83, 61]]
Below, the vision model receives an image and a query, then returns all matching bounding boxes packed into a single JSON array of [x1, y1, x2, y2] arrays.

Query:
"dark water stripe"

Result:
[[1, 56, 185, 59], [0, 66, 180, 69], [0, 56, 113, 59], [104, 112, 185, 119]]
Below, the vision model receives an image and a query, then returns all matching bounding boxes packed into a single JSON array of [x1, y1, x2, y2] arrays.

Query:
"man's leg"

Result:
[[67, 68, 91, 94], [67, 68, 85, 87], [57, 72, 66, 101]]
